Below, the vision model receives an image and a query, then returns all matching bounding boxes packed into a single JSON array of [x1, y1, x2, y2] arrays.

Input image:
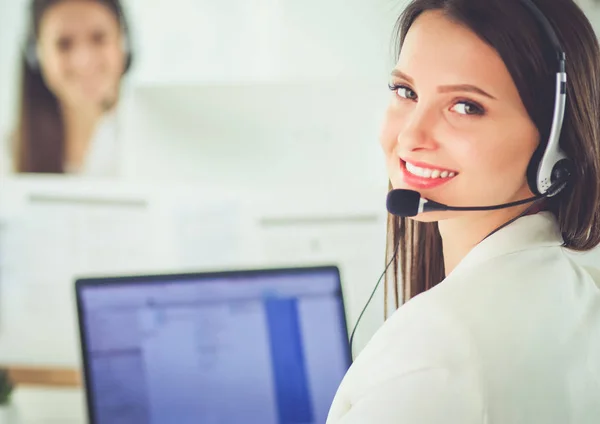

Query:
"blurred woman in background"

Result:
[[9, 0, 133, 176]]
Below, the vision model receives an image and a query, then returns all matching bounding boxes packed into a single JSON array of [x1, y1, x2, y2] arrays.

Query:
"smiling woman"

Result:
[[326, 0, 600, 423], [7, 0, 133, 175], [382, 10, 541, 230]]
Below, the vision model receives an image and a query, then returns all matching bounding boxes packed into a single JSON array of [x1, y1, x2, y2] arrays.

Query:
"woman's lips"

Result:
[[399, 159, 457, 190]]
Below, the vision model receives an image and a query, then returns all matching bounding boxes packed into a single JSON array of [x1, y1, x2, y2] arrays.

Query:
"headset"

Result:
[[350, 0, 574, 358], [23, 0, 133, 73], [521, 0, 573, 197]]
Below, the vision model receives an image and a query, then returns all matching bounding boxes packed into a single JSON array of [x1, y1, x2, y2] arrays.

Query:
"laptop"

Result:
[[75, 266, 351, 424]]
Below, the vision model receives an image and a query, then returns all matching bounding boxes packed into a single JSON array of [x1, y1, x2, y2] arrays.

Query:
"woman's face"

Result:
[[380, 10, 539, 222], [36, 0, 126, 110]]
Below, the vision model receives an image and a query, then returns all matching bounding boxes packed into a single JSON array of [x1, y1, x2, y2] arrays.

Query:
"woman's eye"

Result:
[[91, 31, 107, 45], [451, 101, 485, 116], [397, 86, 417, 100], [57, 37, 73, 52], [388, 84, 417, 100]]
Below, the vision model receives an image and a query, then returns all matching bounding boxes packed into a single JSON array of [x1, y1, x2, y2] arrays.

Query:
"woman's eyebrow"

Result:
[[438, 84, 497, 100], [390, 69, 497, 100]]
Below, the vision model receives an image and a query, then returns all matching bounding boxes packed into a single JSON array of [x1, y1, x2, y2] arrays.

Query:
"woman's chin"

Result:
[[409, 212, 444, 223], [408, 210, 465, 223]]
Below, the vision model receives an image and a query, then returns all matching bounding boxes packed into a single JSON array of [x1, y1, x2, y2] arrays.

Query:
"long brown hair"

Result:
[[13, 0, 132, 174], [384, 0, 600, 314]]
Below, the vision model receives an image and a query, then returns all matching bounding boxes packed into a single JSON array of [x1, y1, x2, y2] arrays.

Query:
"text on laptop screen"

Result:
[[77, 267, 350, 424]]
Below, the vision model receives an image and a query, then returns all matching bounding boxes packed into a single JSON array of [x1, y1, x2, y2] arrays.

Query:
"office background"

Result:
[[1, 0, 600, 422]]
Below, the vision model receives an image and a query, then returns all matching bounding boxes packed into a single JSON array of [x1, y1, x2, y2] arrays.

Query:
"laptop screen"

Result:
[[76, 266, 351, 424]]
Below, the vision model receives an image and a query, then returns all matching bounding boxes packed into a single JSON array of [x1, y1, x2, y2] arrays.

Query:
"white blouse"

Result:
[[64, 110, 121, 178], [327, 212, 600, 424]]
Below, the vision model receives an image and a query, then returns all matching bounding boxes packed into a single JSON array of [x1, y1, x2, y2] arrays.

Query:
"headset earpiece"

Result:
[[121, 32, 133, 73], [527, 145, 545, 196], [118, 17, 133, 72], [23, 13, 39, 71], [526, 143, 573, 198], [520, 0, 573, 199], [545, 158, 573, 197]]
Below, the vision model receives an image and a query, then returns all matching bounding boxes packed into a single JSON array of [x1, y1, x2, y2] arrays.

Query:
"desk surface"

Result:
[[7, 366, 81, 388]]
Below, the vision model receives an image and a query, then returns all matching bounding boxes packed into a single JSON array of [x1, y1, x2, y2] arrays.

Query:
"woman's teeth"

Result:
[[405, 162, 456, 179]]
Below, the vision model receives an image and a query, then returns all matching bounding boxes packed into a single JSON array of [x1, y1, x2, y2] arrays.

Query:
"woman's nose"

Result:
[[396, 106, 440, 154], [69, 45, 98, 75]]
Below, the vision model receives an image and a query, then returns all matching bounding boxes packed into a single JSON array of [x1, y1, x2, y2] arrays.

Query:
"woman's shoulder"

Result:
[[329, 290, 484, 421], [341, 289, 480, 397], [330, 216, 600, 422], [438, 238, 591, 314], [355, 238, 598, 382], [428, 240, 600, 376], [436, 211, 583, 314], [428, 241, 587, 338]]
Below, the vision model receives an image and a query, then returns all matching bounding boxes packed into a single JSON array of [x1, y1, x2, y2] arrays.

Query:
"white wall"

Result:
[[578, 0, 600, 29], [125, 0, 402, 84]]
